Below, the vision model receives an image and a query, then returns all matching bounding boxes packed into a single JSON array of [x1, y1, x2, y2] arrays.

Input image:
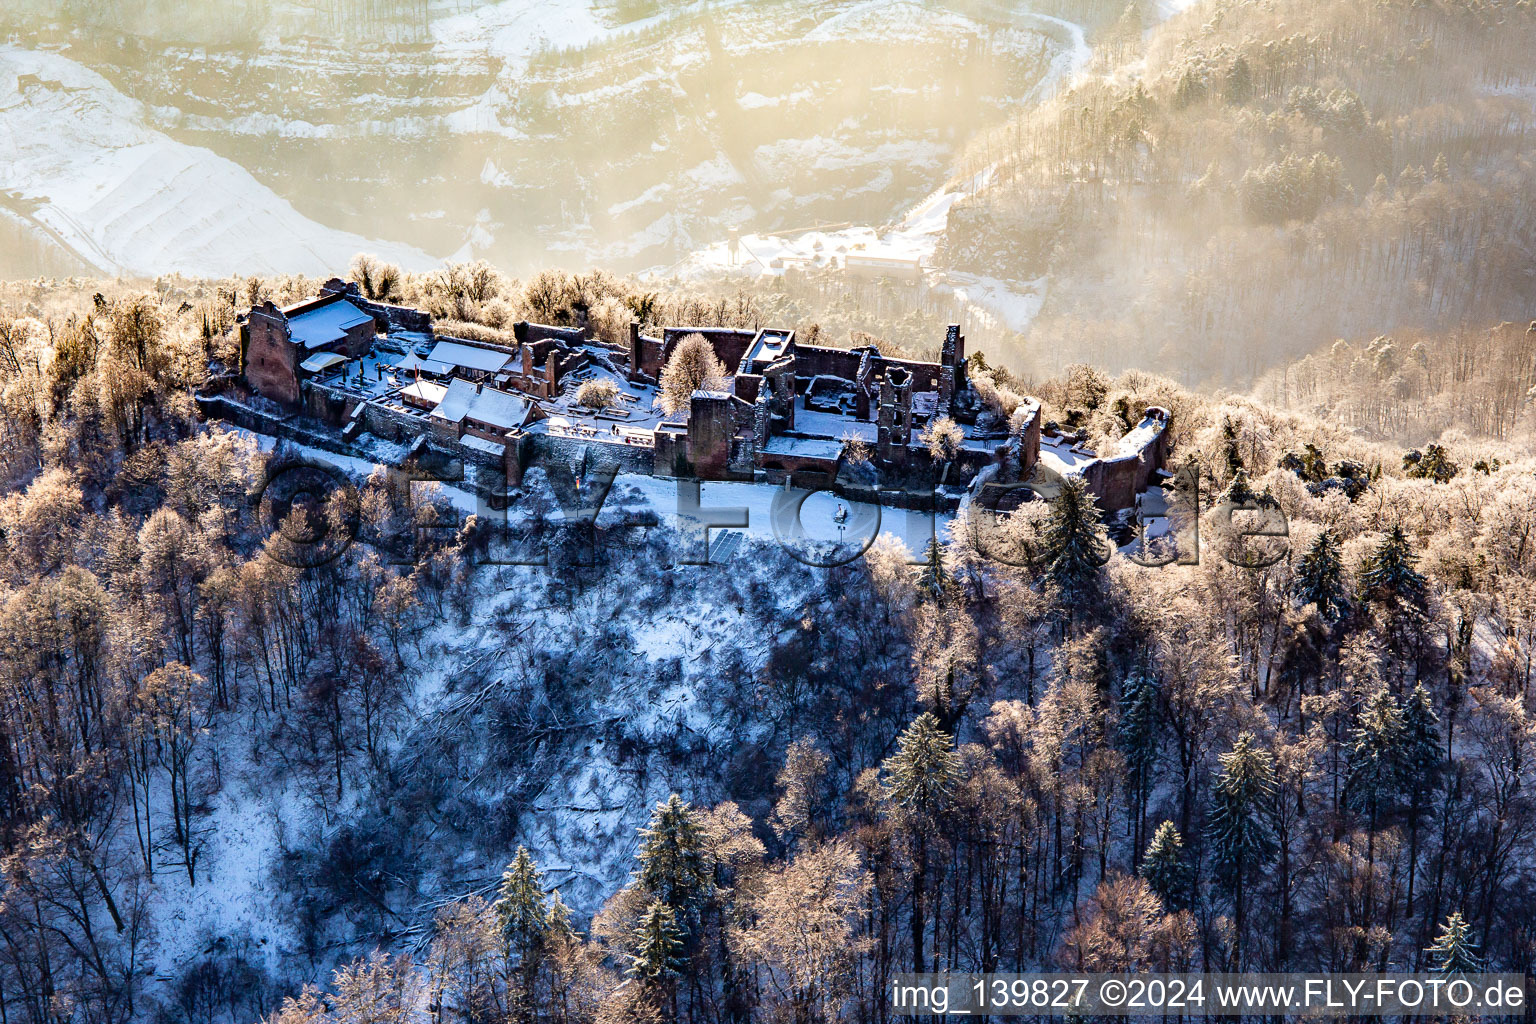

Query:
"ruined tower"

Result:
[[937, 323, 966, 415], [876, 367, 914, 462]]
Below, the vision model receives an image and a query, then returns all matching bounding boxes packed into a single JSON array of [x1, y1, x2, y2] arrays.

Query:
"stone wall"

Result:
[[303, 383, 361, 426], [1086, 454, 1142, 514], [246, 304, 301, 405], [688, 391, 737, 478], [531, 432, 655, 476], [794, 343, 864, 381], [661, 327, 756, 376], [632, 334, 666, 381], [1017, 401, 1042, 477], [515, 321, 586, 345], [1081, 406, 1172, 514], [319, 278, 433, 336]]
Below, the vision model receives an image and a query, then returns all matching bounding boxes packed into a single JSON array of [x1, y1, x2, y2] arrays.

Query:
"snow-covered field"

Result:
[[0, 46, 437, 278]]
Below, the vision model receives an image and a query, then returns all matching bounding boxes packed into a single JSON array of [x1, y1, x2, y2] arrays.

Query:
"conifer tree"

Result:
[[1119, 666, 1160, 857], [1293, 530, 1348, 621], [1401, 683, 1442, 912], [1141, 821, 1189, 908], [915, 538, 949, 599], [635, 794, 712, 940], [495, 846, 552, 1022], [883, 712, 962, 973], [630, 899, 686, 981], [1208, 732, 1276, 965], [545, 889, 576, 947], [1358, 525, 1427, 611], [496, 847, 551, 959], [1346, 687, 1406, 905], [1427, 912, 1481, 973], [1041, 476, 1108, 605], [883, 712, 962, 813], [629, 898, 687, 1019], [1346, 686, 1406, 826]]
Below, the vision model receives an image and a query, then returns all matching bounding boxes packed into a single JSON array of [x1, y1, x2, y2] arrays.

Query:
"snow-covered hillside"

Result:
[[0, 46, 437, 278]]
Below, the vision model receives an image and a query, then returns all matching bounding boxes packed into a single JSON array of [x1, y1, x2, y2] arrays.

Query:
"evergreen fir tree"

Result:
[[545, 889, 577, 946], [1041, 476, 1108, 604], [1209, 733, 1277, 876], [635, 794, 712, 939], [1119, 665, 1160, 856], [1358, 525, 1428, 611], [915, 538, 949, 599], [1427, 912, 1482, 973], [1401, 683, 1442, 912], [1402, 683, 1442, 783], [1293, 530, 1348, 621], [883, 712, 962, 813], [494, 846, 553, 1021], [1141, 821, 1189, 908], [1403, 444, 1459, 483], [495, 846, 551, 963], [1207, 732, 1276, 965], [882, 712, 963, 973], [1345, 686, 1406, 822], [629, 898, 686, 981]]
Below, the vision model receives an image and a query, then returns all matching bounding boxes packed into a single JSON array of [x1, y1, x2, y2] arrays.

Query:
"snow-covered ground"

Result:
[[430, 0, 646, 68], [667, 0, 1204, 333], [0, 46, 437, 278], [238, 425, 950, 559], [614, 473, 952, 560]]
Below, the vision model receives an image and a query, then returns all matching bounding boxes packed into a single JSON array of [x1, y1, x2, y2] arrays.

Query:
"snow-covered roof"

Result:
[[299, 351, 349, 373], [287, 299, 374, 350], [394, 351, 453, 376], [400, 380, 448, 406], [431, 379, 531, 431], [425, 339, 512, 374]]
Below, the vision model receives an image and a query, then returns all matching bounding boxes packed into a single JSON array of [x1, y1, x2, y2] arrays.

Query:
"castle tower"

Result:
[[938, 323, 966, 415], [876, 367, 913, 462]]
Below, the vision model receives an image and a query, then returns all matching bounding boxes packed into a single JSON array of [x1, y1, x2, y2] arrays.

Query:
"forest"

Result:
[[0, 262, 1532, 1024], [938, 0, 1536, 386]]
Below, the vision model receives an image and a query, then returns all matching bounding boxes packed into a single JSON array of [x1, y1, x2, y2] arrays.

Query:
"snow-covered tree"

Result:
[[1427, 911, 1482, 973], [1041, 476, 1108, 606], [1293, 530, 1348, 621], [1141, 821, 1189, 908], [1208, 732, 1276, 964], [883, 712, 962, 814], [1120, 664, 1160, 856], [882, 712, 963, 972], [628, 897, 686, 1021], [495, 846, 551, 962], [494, 846, 562, 1021], [1358, 525, 1427, 611], [657, 334, 725, 415], [1345, 687, 1405, 824], [1401, 682, 1442, 911], [635, 794, 712, 939]]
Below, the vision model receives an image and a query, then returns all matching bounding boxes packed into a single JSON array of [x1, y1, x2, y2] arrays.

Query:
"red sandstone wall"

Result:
[[246, 312, 300, 405], [661, 328, 755, 376]]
